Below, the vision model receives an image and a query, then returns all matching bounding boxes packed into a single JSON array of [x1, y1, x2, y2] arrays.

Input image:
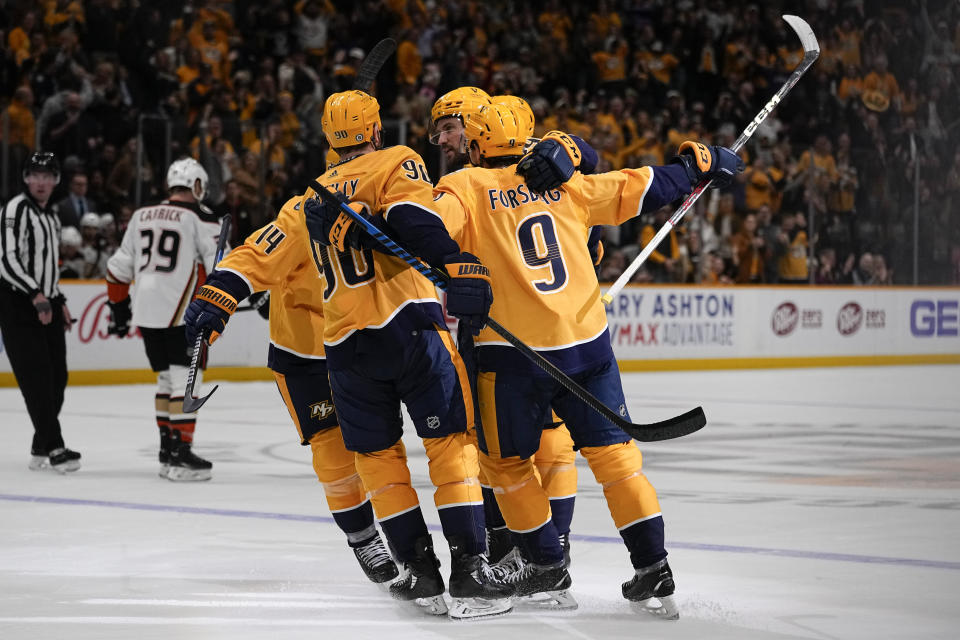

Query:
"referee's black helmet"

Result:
[[22, 151, 61, 184]]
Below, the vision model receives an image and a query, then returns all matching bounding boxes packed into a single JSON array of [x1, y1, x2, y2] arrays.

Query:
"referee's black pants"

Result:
[[0, 287, 68, 455]]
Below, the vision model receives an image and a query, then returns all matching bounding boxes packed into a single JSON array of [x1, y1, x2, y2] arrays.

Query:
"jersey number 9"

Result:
[[516, 213, 567, 293]]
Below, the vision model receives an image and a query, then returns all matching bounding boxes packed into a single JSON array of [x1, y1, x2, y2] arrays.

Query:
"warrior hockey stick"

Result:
[[601, 14, 819, 304], [309, 180, 705, 443], [353, 38, 397, 92], [183, 215, 232, 413]]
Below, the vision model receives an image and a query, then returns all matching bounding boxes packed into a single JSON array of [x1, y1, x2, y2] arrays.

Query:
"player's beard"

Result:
[[442, 146, 469, 172]]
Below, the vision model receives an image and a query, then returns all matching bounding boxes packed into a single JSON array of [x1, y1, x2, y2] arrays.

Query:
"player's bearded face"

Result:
[[436, 118, 466, 160]]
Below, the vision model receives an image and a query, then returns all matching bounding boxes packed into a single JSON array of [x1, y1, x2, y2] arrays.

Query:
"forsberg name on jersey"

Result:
[[486, 184, 563, 211], [139, 206, 185, 223]]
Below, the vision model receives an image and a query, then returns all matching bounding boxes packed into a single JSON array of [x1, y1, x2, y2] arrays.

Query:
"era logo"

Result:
[[309, 401, 335, 420], [911, 300, 959, 337]]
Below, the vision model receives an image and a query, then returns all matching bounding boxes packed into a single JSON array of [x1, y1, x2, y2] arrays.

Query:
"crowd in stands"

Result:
[[1, 0, 958, 285]]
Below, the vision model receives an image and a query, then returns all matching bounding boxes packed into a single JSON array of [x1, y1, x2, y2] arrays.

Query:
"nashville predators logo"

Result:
[[309, 401, 335, 420]]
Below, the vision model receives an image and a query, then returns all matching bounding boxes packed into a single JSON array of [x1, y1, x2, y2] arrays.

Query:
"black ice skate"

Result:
[[158, 425, 172, 478], [30, 448, 81, 474], [486, 526, 513, 564], [351, 534, 399, 585], [493, 546, 577, 610], [389, 535, 447, 615], [164, 429, 212, 482], [622, 558, 679, 620], [447, 536, 514, 619]]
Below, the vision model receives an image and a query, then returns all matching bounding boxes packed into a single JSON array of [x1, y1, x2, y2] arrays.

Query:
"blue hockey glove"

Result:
[[516, 130, 582, 194], [304, 192, 370, 252], [672, 141, 745, 188], [184, 276, 238, 346], [443, 252, 493, 336]]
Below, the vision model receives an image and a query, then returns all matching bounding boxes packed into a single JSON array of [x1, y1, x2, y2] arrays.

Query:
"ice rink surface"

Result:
[[1, 365, 958, 640]]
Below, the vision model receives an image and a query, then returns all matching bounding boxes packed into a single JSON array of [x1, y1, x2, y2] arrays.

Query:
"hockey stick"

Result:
[[183, 215, 232, 413], [600, 14, 819, 304], [353, 38, 397, 92], [309, 180, 705, 442]]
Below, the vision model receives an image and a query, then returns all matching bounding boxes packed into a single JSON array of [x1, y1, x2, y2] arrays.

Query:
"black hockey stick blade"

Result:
[[353, 38, 397, 92], [310, 180, 706, 443], [183, 215, 232, 413]]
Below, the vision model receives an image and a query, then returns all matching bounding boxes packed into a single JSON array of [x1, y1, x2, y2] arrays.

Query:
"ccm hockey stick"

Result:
[[309, 180, 705, 443], [601, 15, 820, 304], [354, 38, 397, 92], [183, 214, 232, 413]]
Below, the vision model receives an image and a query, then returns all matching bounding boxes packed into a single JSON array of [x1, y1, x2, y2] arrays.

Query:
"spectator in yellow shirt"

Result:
[[794, 135, 838, 185], [744, 155, 782, 213], [1, 86, 36, 152], [8, 10, 38, 66], [835, 63, 863, 105], [862, 54, 900, 111], [396, 32, 422, 85]]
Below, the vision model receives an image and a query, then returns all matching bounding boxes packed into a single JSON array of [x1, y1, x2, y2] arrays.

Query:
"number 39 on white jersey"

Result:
[[106, 200, 222, 328]]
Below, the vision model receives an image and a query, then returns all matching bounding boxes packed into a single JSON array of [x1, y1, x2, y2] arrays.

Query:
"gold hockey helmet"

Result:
[[491, 95, 535, 139], [322, 90, 382, 149], [463, 102, 528, 159], [429, 87, 492, 144]]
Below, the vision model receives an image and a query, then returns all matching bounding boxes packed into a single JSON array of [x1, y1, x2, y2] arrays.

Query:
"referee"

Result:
[[0, 151, 81, 473]]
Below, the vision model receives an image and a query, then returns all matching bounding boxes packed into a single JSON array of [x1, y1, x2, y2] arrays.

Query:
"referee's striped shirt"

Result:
[[0, 192, 62, 298]]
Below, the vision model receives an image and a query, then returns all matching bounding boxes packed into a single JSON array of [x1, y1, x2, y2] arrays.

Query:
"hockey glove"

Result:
[[672, 141, 745, 189], [516, 130, 582, 194], [572, 135, 598, 175], [107, 296, 132, 337], [443, 252, 493, 336], [184, 281, 238, 346], [304, 192, 369, 252]]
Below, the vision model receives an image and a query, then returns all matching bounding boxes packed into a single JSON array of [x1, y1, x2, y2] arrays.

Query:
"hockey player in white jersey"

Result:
[[105, 158, 223, 481]]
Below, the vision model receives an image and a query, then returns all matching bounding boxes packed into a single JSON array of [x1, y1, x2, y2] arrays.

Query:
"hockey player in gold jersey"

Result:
[[181, 194, 399, 586], [350, 102, 742, 618], [301, 90, 513, 619], [430, 91, 582, 591]]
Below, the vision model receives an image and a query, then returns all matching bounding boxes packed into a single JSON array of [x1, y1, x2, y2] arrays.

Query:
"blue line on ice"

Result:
[[3, 492, 958, 572]]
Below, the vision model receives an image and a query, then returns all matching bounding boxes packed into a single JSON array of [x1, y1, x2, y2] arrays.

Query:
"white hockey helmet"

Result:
[[166, 157, 208, 201], [80, 212, 101, 229], [60, 226, 82, 247]]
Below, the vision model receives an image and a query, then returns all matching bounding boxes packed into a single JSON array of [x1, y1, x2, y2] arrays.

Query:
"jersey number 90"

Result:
[[310, 241, 375, 300], [516, 213, 567, 293]]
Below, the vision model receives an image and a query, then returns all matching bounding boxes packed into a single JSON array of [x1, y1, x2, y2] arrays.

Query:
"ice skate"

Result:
[[28, 452, 49, 471], [389, 535, 447, 616], [29, 448, 81, 474], [157, 426, 172, 478], [486, 526, 513, 564], [165, 430, 212, 482], [351, 534, 399, 585], [493, 546, 577, 610], [622, 558, 679, 620], [446, 537, 514, 620]]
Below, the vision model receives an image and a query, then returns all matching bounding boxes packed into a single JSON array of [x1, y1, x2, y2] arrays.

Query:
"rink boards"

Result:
[[1, 282, 958, 386]]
